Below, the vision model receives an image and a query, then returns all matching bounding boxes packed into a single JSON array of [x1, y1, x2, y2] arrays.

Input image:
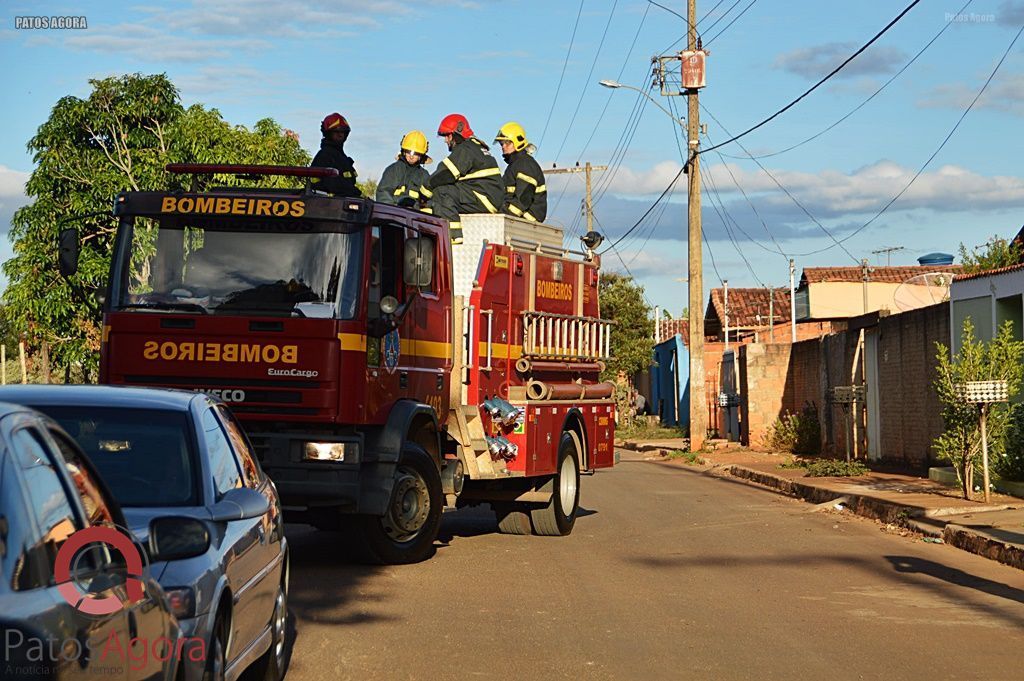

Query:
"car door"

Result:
[[4, 419, 129, 681], [45, 424, 176, 681], [201, 406, 265, 665], [216, 405, 283, 632]]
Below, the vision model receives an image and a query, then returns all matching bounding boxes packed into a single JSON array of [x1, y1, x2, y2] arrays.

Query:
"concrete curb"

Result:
[[725, 465, 1024, 570]]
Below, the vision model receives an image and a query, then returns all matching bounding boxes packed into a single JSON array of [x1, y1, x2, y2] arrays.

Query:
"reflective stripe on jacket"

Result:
[[501, 150, 547, 222]]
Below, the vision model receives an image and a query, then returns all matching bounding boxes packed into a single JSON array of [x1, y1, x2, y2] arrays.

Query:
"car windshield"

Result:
[[115, 215, 364, 318], [31, 406, 198, 507]]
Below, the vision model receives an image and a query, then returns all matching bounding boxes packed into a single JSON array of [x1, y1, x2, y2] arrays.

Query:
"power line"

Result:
[[704, 0, 758, 46], [552, 0, 620, 164], [699, 0, 744, 36], [644, 0, 683, 21], [601, 164, 686, 252], [700, 163, 765, 286], [699, 0, 924, 155], [719, 0, 974, 160], [577, 3, 650, 161], [794, 20, 1024, 257], [593, 89, 653, 205], [539, 0, 586, 149], [702, 104, 860, 263]]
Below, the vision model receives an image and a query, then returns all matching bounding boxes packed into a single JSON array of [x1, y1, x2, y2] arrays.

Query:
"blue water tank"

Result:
[[917, 252, 954, 266]]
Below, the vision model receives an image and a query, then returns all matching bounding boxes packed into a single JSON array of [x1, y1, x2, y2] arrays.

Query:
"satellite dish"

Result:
[[893, 272, 954, 312]]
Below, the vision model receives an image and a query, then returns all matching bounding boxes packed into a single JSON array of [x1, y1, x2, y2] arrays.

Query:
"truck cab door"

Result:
[[366, 222, 408, 421]]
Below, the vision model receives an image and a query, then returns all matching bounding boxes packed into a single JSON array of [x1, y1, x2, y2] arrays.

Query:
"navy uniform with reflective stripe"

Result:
[[311, 139, 360, 197], [501, 150, 547, 223], [420, 137, 504, 241], [376, 160, 429, 206]]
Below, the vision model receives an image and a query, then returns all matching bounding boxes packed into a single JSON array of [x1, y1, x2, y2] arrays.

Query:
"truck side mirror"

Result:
[[403, 237, 434, 288], [57, 228, 80, 278]]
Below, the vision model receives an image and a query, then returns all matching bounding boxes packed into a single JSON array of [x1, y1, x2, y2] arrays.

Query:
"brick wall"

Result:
[[739, 303, 949, 466]]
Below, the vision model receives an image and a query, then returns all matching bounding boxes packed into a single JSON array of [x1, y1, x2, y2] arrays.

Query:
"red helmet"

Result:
[[437, 113, 473, 139], [321, 113, 351, 134]]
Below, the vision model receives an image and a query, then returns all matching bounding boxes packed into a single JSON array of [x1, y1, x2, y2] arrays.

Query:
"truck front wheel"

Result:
[[358, 443, 443, 564], [530, 432, 581, 536]]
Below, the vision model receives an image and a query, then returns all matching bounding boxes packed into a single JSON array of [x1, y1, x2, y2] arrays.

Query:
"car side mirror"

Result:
[[58, 228, 80, 278], [403, 237, 434, 288], [208, 487, 271, 522], [149, 517, 211, 562]]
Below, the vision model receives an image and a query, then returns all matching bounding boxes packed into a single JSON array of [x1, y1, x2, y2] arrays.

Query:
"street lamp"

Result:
[[599, 80, 685, 127]]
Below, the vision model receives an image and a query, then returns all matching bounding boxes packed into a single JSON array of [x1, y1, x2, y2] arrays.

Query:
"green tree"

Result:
[[933, 319, 1024, 499], [357, 178, 378, 199], [958, 234, 1023, 275], [598, 272, 654, 381], [3, 73, 311, 379]]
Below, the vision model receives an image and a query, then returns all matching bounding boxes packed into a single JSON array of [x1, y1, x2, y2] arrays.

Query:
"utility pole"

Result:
[[861, 258, 870, 314], [789, 259, 797, 343], [685, 0, 705, 450], [768, 285, 774, 340], [723, 279, 729, 352], [544, 163, 607, 234], [871, 245, 904, 267]]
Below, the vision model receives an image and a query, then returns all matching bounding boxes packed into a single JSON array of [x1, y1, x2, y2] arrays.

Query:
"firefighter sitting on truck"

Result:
[[375, 130, 431, 207], [419, 113, 504, 244], [494, 121, 547, 223], [310, 112, 360, 197]]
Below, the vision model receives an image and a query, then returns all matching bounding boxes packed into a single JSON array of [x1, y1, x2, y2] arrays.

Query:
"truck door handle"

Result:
[[399, 372, 408, 388]]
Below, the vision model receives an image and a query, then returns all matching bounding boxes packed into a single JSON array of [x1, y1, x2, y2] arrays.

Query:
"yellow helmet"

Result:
[[494, 121, 529, 152], [399, 130, 430, 161]]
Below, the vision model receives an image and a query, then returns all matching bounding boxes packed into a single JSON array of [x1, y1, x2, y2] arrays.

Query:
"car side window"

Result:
[[10, 427, 80, 590], [47, 427, 117, 527], [216, 405, 262, 488], [202, 409, 242, 499]]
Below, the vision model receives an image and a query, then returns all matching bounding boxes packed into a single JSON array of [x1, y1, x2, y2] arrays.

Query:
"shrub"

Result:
[[933, 320, 1024, 498], [997, 406, 1024, 482], [804, 459, 869, 477], [764, 402, 821, 455]]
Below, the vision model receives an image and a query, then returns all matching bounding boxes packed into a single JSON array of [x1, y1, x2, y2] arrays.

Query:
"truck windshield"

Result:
[[115, 216, 364, 318]]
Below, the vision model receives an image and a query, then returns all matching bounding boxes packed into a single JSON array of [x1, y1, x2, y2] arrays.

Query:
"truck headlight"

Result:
[[303, 442, 358, 462]]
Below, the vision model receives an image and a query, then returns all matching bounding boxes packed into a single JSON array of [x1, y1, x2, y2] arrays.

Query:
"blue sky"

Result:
[[1, 0, 1023, 314]]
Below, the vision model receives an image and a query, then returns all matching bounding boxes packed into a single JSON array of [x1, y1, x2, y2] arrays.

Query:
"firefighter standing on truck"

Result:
[[376, 131, 431, 207], [494, 121, 547, 223], [311, 112, 360, 197], [419, 114, 504, 244]]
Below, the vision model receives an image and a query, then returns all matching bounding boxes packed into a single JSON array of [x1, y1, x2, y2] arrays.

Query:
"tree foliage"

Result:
[[598, 272, 653, 382], [933, 319, 1024, 498], [957, 234, 1023, 275], [3, 73, 311, 377]]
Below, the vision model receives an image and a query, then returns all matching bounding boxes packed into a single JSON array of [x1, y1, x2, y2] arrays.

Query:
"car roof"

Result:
[[0, 400, 50, 420], [0, 385, 201, 412]]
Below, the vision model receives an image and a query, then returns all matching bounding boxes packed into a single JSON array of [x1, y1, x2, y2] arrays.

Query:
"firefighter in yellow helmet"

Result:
[[494, 122, 547, 223], [376, 131, 432, 207]]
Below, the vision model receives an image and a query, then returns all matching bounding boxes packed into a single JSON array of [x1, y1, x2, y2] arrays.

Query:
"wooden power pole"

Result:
[[545, 163, 607, 234], [685, 0, 705, 450]]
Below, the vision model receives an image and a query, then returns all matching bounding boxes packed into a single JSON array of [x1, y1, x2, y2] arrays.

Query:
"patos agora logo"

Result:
[[54, 524, 145, 614]]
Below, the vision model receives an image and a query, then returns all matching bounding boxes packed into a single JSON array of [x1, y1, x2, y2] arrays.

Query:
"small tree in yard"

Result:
[[958, 235, 1023, 275], [599, 273, 653, 424], [933, 320, 1024, 498]]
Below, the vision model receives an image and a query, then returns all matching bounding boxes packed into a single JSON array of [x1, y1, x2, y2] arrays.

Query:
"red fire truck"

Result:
[[59, 164, 616, 563]]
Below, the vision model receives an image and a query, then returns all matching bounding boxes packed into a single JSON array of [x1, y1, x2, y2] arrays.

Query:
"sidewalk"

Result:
[[617, 437, 1024, 571]]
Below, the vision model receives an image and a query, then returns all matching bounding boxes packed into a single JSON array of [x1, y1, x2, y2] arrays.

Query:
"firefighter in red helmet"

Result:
[[419, 113, 504, 244], [311, 112, 360, 197]]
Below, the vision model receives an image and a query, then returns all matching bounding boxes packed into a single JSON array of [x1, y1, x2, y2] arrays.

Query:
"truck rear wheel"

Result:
[[493, 503, 532, 535], [357, 443, 442, 564], [530, 432, 580, 536]]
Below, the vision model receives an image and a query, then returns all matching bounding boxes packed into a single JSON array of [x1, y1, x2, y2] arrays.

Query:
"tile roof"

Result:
[[706, 287, 792, 328], [801, 265, 961, 285], [950, 262, 1024, 282]]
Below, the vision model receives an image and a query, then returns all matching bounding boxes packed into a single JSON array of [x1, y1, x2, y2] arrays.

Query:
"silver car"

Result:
[[0, 386, 290, 681]]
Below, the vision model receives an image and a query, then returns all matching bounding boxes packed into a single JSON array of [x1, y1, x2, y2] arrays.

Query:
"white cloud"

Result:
[[998, 1, 1024, 26], [919, 73, 1024, 117], [773, 42, 909, 80]]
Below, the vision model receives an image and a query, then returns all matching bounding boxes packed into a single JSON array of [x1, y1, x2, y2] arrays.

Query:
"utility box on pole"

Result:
[[681, 50, 707, 89]]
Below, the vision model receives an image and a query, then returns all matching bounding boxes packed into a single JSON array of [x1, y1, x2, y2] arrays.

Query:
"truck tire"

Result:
[[493, 503, 532, 535], [530, 432, 580, 536], [357, 443, 443, 564]]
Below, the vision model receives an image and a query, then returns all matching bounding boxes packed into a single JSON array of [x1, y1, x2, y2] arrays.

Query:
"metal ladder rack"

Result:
[[522, 311, 613, 361]]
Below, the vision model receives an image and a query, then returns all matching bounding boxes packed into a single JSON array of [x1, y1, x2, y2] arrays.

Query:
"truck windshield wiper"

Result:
[[118, 302, 209, 314]]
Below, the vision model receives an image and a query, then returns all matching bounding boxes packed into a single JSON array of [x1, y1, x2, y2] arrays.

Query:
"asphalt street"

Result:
[[279, 450, 1024, 681]]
